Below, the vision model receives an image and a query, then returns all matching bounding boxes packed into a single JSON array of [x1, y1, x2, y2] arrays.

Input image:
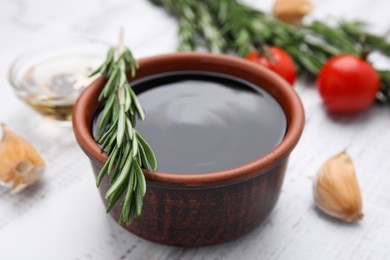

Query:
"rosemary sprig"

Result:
[[92, 33, 157, 225], [149, 0, 390, 102]]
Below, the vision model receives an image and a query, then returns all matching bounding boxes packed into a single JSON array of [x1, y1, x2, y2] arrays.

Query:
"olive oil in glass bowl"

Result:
[[8, 41, 107, 124]]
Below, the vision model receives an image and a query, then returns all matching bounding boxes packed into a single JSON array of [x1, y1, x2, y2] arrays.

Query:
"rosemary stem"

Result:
[[118, 27, 126, 71]]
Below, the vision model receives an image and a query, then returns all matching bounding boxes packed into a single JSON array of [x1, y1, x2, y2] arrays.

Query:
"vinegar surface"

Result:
[[96, 72, 287, 174]]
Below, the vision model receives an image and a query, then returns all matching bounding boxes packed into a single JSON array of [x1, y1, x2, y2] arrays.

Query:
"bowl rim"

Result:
[[73, 52, 304, 185]]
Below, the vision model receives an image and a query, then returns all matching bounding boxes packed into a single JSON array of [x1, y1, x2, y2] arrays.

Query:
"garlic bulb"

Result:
[[0, 124, 45, 193], [273, 0, 313, 25], [314, 151, 363, 222]]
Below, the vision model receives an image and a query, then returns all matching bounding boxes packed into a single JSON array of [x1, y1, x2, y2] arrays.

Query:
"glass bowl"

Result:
[[8, 40, 109, 124]]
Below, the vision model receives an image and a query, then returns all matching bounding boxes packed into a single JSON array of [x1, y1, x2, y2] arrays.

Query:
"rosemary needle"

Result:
[[92, 29, 157, 224]]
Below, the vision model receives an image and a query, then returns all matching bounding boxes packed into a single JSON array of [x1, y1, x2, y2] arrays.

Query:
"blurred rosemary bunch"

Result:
[[149, 0, 390, 102]]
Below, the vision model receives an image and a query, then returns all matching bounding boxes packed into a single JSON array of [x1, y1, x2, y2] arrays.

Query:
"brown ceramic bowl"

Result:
[[73, 53, 304, 247]]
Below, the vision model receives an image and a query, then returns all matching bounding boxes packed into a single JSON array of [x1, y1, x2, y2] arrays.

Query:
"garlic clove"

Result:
[[0, 124, 45, 193], [314, 151, 363, 222], [273, 0, 313, 25]]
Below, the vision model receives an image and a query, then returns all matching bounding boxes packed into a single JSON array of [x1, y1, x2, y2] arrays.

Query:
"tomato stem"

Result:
[[359, 34, 369, 61], [254, 44, 275, 62]]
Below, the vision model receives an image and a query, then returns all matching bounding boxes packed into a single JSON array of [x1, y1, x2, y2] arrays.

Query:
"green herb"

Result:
[[92, 31, 157, 224], [149, 0, 390, 102]]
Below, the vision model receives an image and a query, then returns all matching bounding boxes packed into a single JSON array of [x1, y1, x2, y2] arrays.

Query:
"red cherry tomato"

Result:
[[245, 47, 297, 85], [317, 54, 380, 114]]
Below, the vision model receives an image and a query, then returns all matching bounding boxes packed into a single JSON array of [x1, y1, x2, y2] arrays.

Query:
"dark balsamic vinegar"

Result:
[[94, 72, 287, 174]]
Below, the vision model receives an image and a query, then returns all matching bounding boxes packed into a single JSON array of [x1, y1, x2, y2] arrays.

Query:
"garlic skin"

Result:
[[0, 124, 45, 193], [314, 151, 363, 222], [273, 0, 313, 25]]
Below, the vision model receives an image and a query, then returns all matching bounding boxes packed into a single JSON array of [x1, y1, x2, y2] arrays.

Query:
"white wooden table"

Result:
[[1, 0, 390, 259]]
